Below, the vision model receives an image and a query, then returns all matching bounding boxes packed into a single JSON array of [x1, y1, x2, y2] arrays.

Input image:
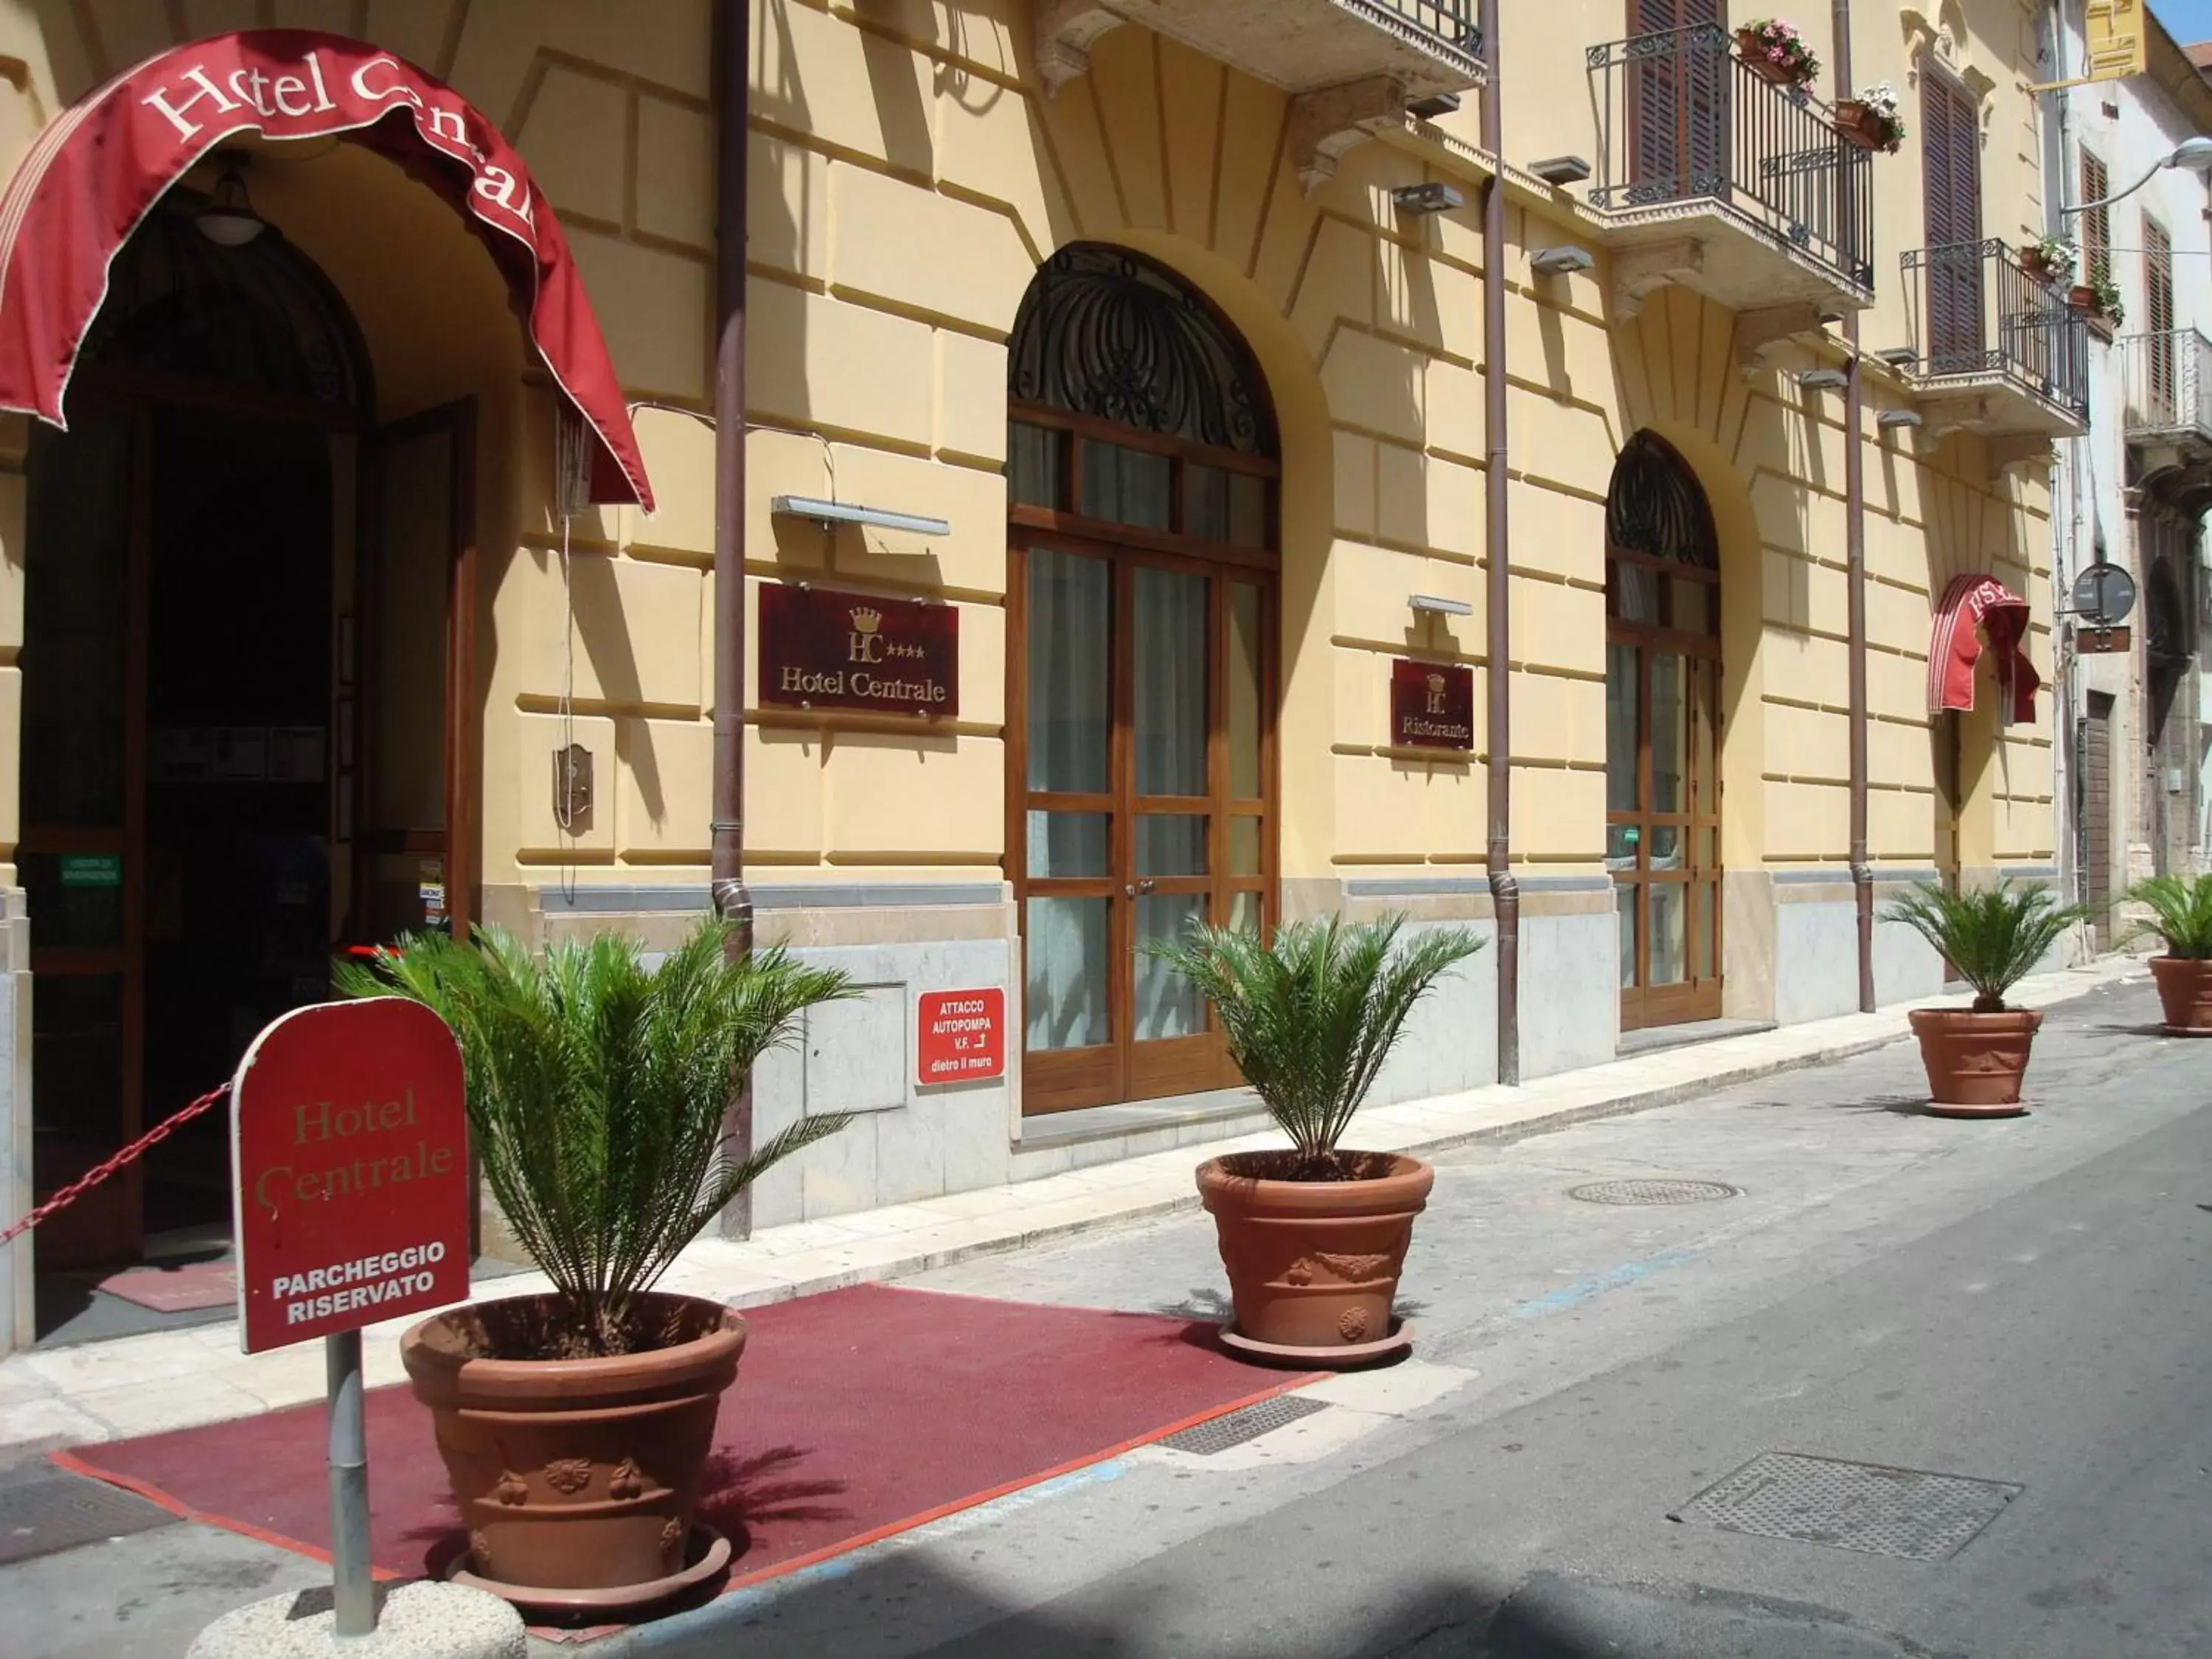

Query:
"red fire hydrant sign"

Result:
[[916, 987, 1006, 1085], [231, 998, 470, 1354]]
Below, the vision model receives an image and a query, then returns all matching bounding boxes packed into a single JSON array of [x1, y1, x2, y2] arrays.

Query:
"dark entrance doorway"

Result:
[[19, 195, 471, 1311]]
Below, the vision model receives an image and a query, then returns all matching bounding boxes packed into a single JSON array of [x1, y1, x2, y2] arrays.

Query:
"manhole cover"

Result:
[[1155, 1394, 1330, 1455], [1672, 1451, 2020, 1561], [1568, 1178, 1739, 1206], [0, 1470, 178, 1566]]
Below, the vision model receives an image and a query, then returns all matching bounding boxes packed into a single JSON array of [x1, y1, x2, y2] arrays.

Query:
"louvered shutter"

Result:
[[2081, 153, 2111, 287], [1921, 74, 1983, 368], [1631, 0, 1725, 201], [2147, 216, 2175, 419]]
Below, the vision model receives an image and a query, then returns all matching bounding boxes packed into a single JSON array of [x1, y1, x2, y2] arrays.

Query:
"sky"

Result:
[[2150, 0, 2212, 48]]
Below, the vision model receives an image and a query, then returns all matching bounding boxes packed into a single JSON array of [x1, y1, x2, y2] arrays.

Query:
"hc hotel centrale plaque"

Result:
[[759, 583, 959, 718]]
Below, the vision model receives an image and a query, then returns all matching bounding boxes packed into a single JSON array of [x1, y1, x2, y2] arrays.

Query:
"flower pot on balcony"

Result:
[[1734, 30, 1798, 85], [2067, 285, 2097, 312], [1834, 101, 1899, 153]]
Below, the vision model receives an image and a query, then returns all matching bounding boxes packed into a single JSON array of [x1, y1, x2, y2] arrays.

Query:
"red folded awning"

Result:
[[0, 29, 652, 509], [1928, 573, 2039, 726]]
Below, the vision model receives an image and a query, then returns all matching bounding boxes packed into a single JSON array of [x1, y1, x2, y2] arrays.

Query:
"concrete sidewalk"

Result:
[[0, 952, 2149, 1454]]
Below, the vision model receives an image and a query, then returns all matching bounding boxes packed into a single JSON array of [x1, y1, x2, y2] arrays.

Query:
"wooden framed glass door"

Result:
[[1014, 535, 1273, 1113], [1602, 433, 1723, 1033]]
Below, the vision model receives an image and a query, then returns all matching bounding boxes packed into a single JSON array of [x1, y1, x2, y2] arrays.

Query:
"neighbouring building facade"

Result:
[[2052, 4, 2212, 944], [0, 1, 2083, 1353]]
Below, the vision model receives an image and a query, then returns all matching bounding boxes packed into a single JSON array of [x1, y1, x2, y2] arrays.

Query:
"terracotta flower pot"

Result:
[[2149, 955, 2212, 1034], [1834, 100, 1890, 152], [2067, 285, 2098, 312], [1735, 32, 1801, 85], [400, 1291, 745, 1611], [1197, 1151, 1432, 1367], [1906, 1006, 2042, 1116]]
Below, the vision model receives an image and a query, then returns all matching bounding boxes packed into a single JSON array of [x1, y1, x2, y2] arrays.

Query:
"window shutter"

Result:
[[2147, 216, 2173, 334], [2082, 153, 2112, 287]]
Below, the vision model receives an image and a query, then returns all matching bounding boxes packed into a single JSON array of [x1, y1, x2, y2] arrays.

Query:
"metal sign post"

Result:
[[327, 1329, 375, 1637], [229, 996, 470, 1644]]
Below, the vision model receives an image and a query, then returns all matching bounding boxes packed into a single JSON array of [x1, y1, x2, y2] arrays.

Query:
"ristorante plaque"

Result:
[[1390, 658, 1475, 751], [760, 583, 959, 718]]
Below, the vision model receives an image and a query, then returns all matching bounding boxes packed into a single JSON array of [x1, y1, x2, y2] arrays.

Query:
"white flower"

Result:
[[1857, 81, 1902, 119]]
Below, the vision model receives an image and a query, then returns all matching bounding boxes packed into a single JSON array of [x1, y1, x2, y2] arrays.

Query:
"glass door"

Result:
[[1607, 553, 1722, 1031], [1017, 540, 1270, 1113]]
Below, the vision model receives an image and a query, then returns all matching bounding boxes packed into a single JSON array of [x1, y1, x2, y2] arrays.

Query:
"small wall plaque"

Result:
[[1390, 658, 1475, 751]]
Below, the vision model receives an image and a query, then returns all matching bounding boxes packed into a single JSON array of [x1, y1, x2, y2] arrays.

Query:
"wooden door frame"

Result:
[[1007, 522, 1279, 1116], [1607, 544, 1724, 1032], [352, 399, 480, 945]]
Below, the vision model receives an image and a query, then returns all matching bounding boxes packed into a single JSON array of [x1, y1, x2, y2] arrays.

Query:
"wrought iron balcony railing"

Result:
[[2121, 327, 2212, 445], [1585, 24, 1874, 293], [1899, 240, 2089, 420], [1374, 0, 1478, 53]]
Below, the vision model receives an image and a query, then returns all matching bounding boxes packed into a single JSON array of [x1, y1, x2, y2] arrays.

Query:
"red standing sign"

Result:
[[232, 998, 470, 1354], [916, 988, 1006, 1085]]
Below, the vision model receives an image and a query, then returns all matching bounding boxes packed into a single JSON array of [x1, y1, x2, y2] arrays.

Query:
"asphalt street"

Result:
[[658, 975, 2212, 1658], [11, 974, 2205, 1657]]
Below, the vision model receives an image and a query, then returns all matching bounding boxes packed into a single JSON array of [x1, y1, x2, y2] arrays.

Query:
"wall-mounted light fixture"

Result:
[[1874, 347, 1919, 367], [1392, 181, 1465, 216], [1798, 369, 1849, 392], [771, 495, 950, 538], [1528, 156, 1593, 185], [1407, 91, 1461, 119], [1877, 410, 1924, 430], [1530, 246, 1595, 275], [1409, 594, 1474, 616]]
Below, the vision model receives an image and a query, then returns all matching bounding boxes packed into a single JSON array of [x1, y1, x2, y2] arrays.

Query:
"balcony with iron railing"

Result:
[[1896, 240, 2089, 442], [1036, 1, 1484, 189], [1585, 24, 1875, 323], [2121, 328, 2212, 461]]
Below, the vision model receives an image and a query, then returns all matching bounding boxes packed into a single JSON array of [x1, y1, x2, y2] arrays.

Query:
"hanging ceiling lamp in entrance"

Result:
[[195, 156, 265, 247]]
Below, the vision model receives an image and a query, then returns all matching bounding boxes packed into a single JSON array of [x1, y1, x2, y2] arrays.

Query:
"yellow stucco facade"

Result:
[[0, 1, 2077, 1335]]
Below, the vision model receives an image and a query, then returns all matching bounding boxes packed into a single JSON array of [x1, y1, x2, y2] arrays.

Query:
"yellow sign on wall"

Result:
[[2085, 0, 2147, 83]]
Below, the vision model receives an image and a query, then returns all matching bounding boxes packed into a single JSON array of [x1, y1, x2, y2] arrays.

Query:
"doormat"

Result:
[[94, 1261, 237, 1313], [56, 1284, 1315, 1640]]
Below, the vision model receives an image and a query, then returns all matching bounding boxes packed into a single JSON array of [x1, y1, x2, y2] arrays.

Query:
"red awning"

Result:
[[0, 29, 652, 509], [1927, 573, 2039, 726]]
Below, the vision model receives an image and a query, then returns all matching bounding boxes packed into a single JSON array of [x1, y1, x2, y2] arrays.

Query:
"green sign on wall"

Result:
[[58, 854, 121, 889]]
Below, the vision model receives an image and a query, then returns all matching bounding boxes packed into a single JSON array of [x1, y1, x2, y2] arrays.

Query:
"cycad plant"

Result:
[[337, 918, 853, 1356], [1880, 880, 2084, 1013], [1145, 912, 1482, 1180], [2124, 873, 2212, 959]]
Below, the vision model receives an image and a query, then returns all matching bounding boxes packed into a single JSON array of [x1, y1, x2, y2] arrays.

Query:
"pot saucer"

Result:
[[444, 1523, 732, 1617], [1219, 1318, 1413, 1370], [1922, 1102, 2028, 1119]]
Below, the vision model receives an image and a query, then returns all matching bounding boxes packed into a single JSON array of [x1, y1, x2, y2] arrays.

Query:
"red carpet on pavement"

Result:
[[93, 1261, 237, 1313], [59, 1284, 1309, 1603]]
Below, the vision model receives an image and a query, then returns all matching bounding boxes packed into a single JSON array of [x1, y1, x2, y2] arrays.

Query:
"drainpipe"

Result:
[[1478, 0, 1519, 1084], [712, 0, 757, 1234], [1836, 0, 1874, 1012]]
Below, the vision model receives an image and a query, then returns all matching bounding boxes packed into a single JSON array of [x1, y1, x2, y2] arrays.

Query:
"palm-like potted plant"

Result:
[[2124, 874, 2212, 1034], [337, 919, 853, 1611], [1147, 913, 1481, 1366], [1882, 881, 2084, 1115]]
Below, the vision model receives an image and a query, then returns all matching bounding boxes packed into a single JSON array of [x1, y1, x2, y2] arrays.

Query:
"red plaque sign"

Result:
[[917, 987, 1006, 1085], [760, 583, 958, 718], [1390, 658, 1475, 751], [232, 998, 470, 1354]]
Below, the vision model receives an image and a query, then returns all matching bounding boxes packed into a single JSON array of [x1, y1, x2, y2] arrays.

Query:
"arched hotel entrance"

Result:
[[19, 192, 473, 1281], [1604, 431, 1725, 1031], [1005, 246, 1279, 1115]]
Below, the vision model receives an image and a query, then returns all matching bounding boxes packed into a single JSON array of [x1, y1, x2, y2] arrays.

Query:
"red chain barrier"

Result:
[[0, 1084, 229, 1247]]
